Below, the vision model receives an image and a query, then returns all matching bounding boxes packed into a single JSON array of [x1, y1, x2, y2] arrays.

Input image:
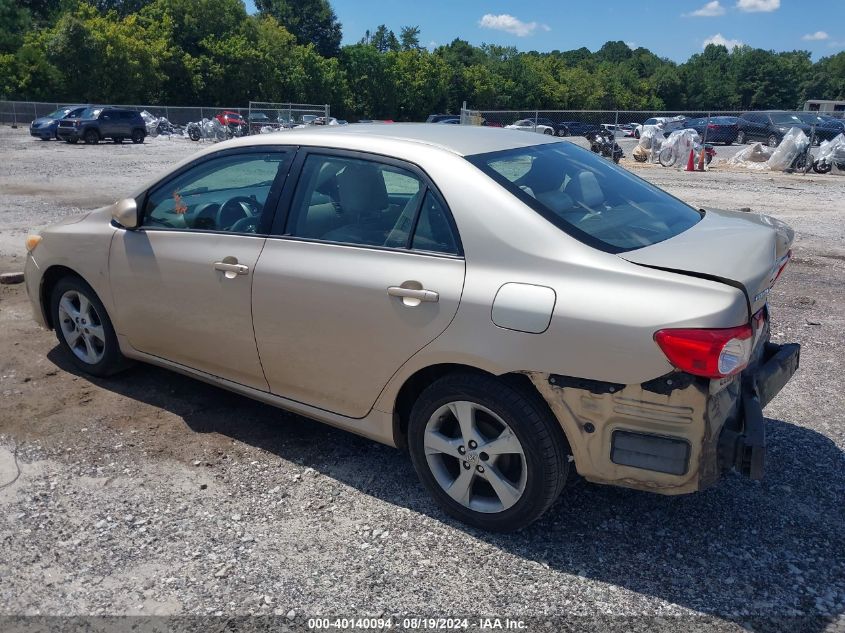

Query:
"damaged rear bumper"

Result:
[[717, 342, 800, 480], [528, 341, 800, 495]]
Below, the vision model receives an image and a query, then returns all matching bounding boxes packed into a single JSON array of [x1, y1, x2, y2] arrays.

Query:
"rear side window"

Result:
[[412, 192, 458, 254], [284, 154, 459, 254], [467, 142, 701, 253]]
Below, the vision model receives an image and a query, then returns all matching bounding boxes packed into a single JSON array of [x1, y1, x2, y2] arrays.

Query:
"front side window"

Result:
[[286, 154, 458, 254], [143, 152, 290, 232], [468, 142, 701, 253]]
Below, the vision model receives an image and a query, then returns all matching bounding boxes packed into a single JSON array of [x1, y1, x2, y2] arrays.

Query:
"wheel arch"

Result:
[[40, 265, 91, 329], [391, 363, 571, 455]]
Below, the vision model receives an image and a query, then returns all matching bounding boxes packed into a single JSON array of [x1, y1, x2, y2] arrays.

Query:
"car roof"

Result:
[[218, 123, 561, 157]]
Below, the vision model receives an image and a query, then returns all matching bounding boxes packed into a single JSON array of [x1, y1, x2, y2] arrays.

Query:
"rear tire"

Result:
[[813, 161, 831, 174], [408, 373, 568, 532], [736, 131, 746, 144], [768, 134, 779, 148], [49, 276, 130, 377], [131, 129, 145, 144], [66, 138, 78, 144]]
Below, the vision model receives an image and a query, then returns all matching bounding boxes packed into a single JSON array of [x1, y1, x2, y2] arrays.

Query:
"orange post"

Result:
[[697, 148, 706, 171], [685, 149, 696, 171]]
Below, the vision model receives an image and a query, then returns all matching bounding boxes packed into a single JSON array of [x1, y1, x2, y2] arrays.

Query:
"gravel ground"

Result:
[[0, 128, 843, 633]]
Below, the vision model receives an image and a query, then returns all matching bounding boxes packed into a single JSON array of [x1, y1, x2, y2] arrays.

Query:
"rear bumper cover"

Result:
[[718, 342, 800, 480]]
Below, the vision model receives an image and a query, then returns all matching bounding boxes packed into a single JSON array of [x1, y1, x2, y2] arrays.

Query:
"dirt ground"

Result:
[[0, 127, 843, 632]]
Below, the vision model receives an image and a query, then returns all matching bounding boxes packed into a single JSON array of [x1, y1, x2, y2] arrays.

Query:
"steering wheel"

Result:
[[230, 215, 260, 233], [217, 195, 261, 230]]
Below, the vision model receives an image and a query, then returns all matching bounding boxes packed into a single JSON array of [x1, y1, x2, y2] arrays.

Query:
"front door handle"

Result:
[[214, 260, 249, 278], [387, 286, 439, 305]]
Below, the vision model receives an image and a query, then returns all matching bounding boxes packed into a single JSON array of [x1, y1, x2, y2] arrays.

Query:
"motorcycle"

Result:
[[811, 131, 845, 174], [813, 147, 845, 173], [785, 127, 815, 174], [586, 130, 624, 164], [658, 142, 715, 168]]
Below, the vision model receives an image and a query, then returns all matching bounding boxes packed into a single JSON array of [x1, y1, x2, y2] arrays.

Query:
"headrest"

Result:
[[336, 163, 388, 215], [520, 156, 567, 194], [575, 171, 604, 208]]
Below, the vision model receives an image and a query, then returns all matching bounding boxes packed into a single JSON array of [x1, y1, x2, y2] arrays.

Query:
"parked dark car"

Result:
[[436, 118, 461, 124], [683, 116, 740, 145], [796, 113, 845, 142], [736, 112, 811, 147], [426, 114, 459, 123], [248, 112, 274, 133], [558, 120, 603, 137], [30, 106, 88, 140], [56, 107, 147, 144]]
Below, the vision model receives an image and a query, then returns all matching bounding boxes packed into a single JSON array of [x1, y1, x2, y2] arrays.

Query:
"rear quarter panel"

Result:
[[373, 153, 748, 411]]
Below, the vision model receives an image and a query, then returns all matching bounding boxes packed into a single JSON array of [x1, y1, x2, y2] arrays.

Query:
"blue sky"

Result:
[[245, 0, 845, 61]]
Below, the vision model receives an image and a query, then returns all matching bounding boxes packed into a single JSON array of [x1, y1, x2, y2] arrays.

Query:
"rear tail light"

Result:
[[707, 123, 717, 129], [654, 325, 753, 379]]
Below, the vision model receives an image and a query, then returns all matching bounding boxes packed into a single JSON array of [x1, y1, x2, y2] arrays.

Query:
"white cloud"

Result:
[[685, 1, 726, 17], [802, 31, 829, 41], [478, 14, 550, 37], [736, 0, 780, 12], [625, 41, 638, 49], [703, 33, 743, 49]]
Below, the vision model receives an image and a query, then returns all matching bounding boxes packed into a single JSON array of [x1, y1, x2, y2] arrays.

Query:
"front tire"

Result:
[[50, 276, 129, 377], [83, 129, 99, 145], [408, 373, 568, 532], [736, 131, 745, 144], [768, 134, 779, 148]]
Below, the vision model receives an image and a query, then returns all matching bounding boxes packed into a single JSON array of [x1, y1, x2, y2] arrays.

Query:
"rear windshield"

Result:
[[467, 142, 702, 253]]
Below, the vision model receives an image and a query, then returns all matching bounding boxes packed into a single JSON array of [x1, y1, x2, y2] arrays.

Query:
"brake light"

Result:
[[707, 123, 717, 129], [654, 325, 753, 379]]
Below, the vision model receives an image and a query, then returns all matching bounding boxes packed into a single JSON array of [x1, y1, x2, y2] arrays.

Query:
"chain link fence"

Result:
[[247, 102, 330, 130], [0, 100, 330, 129]]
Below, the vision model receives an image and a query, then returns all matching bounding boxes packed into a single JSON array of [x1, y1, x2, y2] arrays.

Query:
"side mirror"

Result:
[[111, 197, 139, 229]]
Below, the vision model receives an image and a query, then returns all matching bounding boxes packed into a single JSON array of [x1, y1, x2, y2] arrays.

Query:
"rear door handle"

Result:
[[213, 261, 249, 277], [387, 286, 439, 304]]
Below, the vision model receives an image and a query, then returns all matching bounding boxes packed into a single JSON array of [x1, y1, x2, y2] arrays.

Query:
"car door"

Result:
[[251, 149, 466, 418], [98, 111, 117, 138], [109, 147, 294, 390]]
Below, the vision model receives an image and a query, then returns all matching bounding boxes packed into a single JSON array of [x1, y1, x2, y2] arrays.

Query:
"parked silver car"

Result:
[[24, 124, 799, 531]]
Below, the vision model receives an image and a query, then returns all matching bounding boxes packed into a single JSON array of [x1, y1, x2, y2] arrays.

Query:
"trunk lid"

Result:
[[620, 208, 793, 316]]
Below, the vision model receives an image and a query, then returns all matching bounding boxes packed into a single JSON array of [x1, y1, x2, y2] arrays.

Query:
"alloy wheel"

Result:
[[57, 289, 106, 365], [423, 400, 527, 513]]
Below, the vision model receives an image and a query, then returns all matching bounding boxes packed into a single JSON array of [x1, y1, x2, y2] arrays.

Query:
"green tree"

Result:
[[0, 0, 32, 54], [400, 25, 420, 51], [371, 25, 399, 53], [254, 0, 341, 57]]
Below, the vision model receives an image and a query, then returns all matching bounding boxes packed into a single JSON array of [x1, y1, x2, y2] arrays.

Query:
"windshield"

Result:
[[467, 142, 702, 253], [79, 107, 103, 119], [771, 114, 803, 125], [46, 108, 72, 119]]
